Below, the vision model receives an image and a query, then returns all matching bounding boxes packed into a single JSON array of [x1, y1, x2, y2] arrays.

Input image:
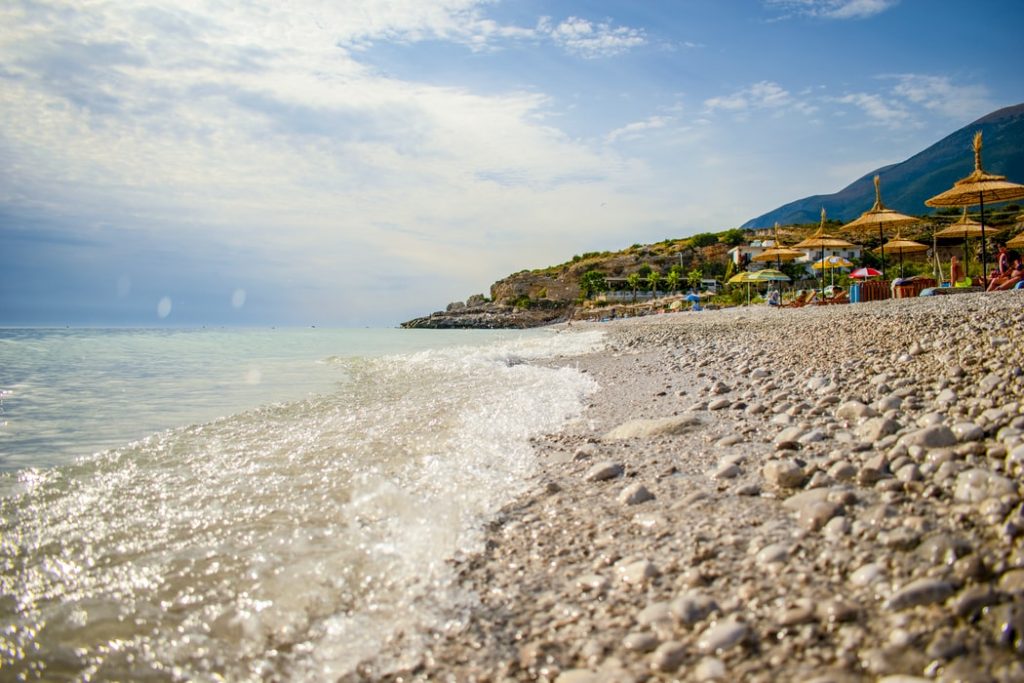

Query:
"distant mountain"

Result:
[[742, 103, 1024, 229]]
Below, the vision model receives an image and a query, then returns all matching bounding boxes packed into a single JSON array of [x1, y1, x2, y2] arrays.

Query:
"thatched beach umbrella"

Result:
[[1006, 232, 1024, 251], [935, 208, 1001, 282], [842, 175, 919, 282], [752, 223, 805, 270], [877, 232, 928, 278], [795, 208, 855, 300], [926, 131, 1024, 287]]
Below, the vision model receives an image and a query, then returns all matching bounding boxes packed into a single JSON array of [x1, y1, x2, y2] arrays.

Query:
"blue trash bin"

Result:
[[850, 283, 861, 304]]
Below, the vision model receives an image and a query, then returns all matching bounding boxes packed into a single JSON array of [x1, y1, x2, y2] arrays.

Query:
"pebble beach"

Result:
[[362, 291, 1024, 682]]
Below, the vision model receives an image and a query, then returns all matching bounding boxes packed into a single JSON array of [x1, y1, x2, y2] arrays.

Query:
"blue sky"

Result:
[[2, 0, 1022, 326]]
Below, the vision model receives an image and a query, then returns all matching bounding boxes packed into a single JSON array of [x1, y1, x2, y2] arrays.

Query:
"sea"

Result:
[[0, 326, 603, 680]]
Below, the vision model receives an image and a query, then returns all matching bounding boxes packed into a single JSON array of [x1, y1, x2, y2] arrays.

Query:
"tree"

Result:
[[687, 268, 703, 291], [578, 270, 607, 299], [665, 269, 681, 293], [626, 272, 642, 302], [689, 233, 718, 249], [647, 270, 662, 297], [719, 228, 747, 247]]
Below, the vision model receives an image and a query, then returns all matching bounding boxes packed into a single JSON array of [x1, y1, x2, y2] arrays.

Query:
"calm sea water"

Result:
[[0, 327, 602, 680]]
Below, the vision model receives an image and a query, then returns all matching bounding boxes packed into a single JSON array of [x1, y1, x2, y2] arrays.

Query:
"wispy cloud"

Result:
[[537, 16, 647, 58], [834, 92, 913, 127], [886, 74, 993, 122], [833, 75, 993, 129], [703, 81, 817, 118], [765, 0, 900, 19], [606, 115, 672, 143]]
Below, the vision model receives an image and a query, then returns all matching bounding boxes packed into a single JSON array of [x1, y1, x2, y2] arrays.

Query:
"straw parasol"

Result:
[[935, 208, 1001, 281], [925, 131, 1024, 287], [877, 232, 928, 278], [795, 208, 856, 300], [1006, 232, 1024, 250], [752, 223, 805, 270], [842, 175, 919, 282]]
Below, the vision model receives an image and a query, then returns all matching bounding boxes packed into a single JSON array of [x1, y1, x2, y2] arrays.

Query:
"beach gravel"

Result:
[[364, 291, 1024, 683]]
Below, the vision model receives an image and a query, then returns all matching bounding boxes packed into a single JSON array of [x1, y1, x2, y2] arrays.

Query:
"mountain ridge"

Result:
[[741, 103, 1024, 228]]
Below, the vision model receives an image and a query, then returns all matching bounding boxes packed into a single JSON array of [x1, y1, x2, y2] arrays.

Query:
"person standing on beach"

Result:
[[950, 254, 964, 285]]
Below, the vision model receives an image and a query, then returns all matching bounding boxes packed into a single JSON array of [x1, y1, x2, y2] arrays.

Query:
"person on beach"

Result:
[[987, 257, 1024, 291], [950, 255, 964, 285], [995, 245, 1011, 277], [766, 288, 780, 307]]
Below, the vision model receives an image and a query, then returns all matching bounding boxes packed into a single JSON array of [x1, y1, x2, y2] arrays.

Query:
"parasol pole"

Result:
[[879, 223, 885, 281], [980, 191, 988, 288]]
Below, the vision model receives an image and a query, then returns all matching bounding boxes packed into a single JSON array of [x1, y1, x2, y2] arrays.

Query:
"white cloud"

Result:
[[886, 74, 993, 122], [832, 75, 993, 129], [834, 92, 913, 127], [0, 0, 662, 323], [606, 115, 672, 143], [537, 16, 647, 58], [765, 0, 899, 19], [704, 81, 817, 117]]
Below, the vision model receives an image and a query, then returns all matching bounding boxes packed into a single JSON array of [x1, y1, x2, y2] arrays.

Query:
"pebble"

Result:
[[998, 568, 1024, 594], [714, 463, 740, 479], [694, 656, 726, 681], [618, 483, 655, 505], [953, 468, 1017, 503], [885, 578, 955, 610], [618, 560, 658, 585], [623, 631, 660, 653], [858, 417, 901, 442], [952, 421, 985, 442], [850, 563, 886, 587], [797, 501, 842, 531], [755, 542, 789, 565], [900, 425, 957, 449], [649, 641, 687, 672], [670, 593, 719, 626], [951, 585, 1002, 620], [584, 461, 624, 482], [836, 400, 877, 422], [576, 574, 610, 592], [603, 414, 703, 439], [697, 619, 748, 653], [636, 602, 672, 626], [763, 460, 805, 488]]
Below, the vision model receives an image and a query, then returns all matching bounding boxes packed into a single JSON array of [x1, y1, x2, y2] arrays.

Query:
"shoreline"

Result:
[[364, 292, 1024, 682]]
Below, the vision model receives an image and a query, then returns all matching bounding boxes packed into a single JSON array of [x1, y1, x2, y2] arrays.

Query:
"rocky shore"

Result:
[[365, 291, 1024, 682]]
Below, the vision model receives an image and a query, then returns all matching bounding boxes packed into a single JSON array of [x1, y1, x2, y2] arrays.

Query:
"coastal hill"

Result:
[[402, 103, 1024, 329], [742, 103, 1024, 228]]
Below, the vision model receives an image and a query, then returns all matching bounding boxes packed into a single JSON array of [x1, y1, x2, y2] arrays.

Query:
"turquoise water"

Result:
[[0, 327, 603, 680], [0, 327, 538, 471]]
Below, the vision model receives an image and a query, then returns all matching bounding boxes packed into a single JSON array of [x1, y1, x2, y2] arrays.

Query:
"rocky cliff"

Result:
[[400, 242, 729, 329]]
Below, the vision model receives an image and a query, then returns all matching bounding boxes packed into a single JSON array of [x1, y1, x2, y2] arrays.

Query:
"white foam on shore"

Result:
[[0, 328, 604, 680]]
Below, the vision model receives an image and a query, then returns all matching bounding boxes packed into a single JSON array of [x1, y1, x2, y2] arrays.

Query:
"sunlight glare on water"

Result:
[[0, 328, 603, 680]]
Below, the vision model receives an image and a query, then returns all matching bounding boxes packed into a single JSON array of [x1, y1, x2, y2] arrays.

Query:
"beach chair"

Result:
[[781, 291, 813, 308]]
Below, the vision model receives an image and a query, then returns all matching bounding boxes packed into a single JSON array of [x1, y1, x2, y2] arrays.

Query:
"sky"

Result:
[[2, 0, 1023, 327]]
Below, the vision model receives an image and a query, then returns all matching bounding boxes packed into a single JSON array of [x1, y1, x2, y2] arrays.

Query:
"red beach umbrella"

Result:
[[850, 267, 882, 279]]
